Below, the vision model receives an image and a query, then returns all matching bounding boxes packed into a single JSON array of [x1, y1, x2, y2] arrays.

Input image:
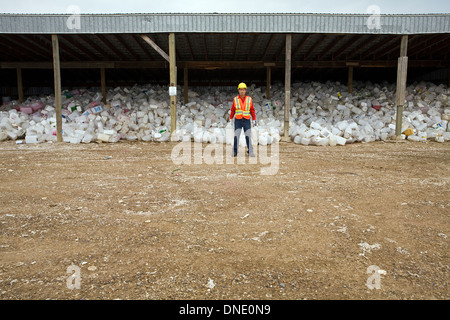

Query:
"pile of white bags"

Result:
[[0, 81, 448, 145]]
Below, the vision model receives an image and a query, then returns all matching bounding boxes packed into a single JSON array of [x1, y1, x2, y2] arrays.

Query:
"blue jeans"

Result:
[[233, 118, 253, 155]]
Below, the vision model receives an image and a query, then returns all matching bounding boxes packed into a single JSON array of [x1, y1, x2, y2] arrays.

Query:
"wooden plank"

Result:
[[183, 61, 263, 69], [184, 67, 188, 105], [399, 35, 408, 57], [141, 35, 170, 63], [1, 59, 447, 71], [169, 33, 177, 136], [395, 35, 408, 137], [284, 34, 292, 142], [395, 56, 408, 106], [52, 35, 63, 143]]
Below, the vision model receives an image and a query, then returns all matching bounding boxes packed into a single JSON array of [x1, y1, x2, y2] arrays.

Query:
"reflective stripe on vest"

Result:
[[234, 96, 251, 119]]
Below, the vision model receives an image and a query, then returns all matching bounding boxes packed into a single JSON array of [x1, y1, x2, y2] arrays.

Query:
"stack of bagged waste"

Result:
[[0, 81, 448, 145]]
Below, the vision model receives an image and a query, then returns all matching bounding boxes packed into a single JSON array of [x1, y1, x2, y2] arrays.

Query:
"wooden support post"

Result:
[[184, 67, 188, 105], [283, 34, 292, 142], [395, 35, 408, 138], [101, 68, 106, 104], [52, 34, 63, 143], [266, 66, 271, 99], [169, 33, 177, 136], [16, 67, 24, 103], [347, 66, 353, 93]]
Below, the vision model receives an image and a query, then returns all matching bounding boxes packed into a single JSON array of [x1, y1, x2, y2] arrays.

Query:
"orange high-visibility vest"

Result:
[[234, 96, 252, 120]]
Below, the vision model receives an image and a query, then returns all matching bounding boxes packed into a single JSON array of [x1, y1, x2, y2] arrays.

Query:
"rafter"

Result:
[[304, 34, 325, 61]]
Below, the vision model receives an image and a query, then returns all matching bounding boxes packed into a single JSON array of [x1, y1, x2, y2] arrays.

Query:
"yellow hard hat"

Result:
[[238, 82, 247, 89]]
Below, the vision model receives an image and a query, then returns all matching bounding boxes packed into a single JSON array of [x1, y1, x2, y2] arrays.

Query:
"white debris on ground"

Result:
[[0, 81, 449, 145]]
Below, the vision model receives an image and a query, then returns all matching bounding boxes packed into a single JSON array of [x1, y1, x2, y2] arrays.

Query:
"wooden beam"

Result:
[[233, 34, 241, 60], [51, 35, 63, 143], [402, 34, 441, 59], [283, 34, 292, 142], [141, 35, 170, 63], [399, 35, 408, 57], [266, 66, 271, 99], [184, 34, 195, 60], [374, 36, 402, 60], [95, 35, 128, 61], [61, 35, 99, 61], [347, 35, 378, 60], [395, 35, 408, 138], [261, 34, 276, 61], [78, 34, 116, 60], [0, 35, 44, 61], [184, 67, 188, 105], [316, 35, 341, 60], [169, 33, 177, 136], [131, 34, 155, 61], [292, 34, 311, 58], [274, 36, 287, 62], [2, 59, 448, 71], [409, 35, 449, 59], [182, 61, 263, 69], [114, 61, 168, 69], [333, 35, 358, 60], [429, 38, 450, 59], [15, 35, 52, 61], [358, 36, 387, 60], [248, 34, 259, 61], [56, 36, 92, 61], [304, 34, 325, 60], [115, 34, 141, 61]]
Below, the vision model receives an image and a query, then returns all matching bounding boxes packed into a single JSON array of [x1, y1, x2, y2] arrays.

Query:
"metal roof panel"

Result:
[[0, 13, 449, 35]]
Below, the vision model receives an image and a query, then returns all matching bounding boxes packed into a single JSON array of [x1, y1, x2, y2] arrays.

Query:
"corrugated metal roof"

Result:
[[0, 13, 449, 35]]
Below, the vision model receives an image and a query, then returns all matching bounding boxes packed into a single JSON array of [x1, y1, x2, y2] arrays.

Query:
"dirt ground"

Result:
[[0, 139, 448, 300]]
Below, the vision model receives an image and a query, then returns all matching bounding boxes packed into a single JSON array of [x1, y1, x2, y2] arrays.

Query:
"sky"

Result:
[[0, 0, 449, 14]]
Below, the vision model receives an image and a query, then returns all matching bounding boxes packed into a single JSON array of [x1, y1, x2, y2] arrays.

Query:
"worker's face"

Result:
[[238, 88, 246, 97]]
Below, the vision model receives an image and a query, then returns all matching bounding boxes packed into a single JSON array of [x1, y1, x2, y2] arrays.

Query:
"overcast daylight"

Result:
[[0, 0, 449, 14], [1, 0, 449, 309]]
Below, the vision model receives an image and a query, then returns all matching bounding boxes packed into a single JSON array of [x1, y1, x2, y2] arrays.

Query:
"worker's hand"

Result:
[[252, 120, 257, 127]]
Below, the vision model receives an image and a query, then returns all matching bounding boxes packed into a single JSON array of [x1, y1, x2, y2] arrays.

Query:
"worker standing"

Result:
[[230, 82, 256, 157]]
